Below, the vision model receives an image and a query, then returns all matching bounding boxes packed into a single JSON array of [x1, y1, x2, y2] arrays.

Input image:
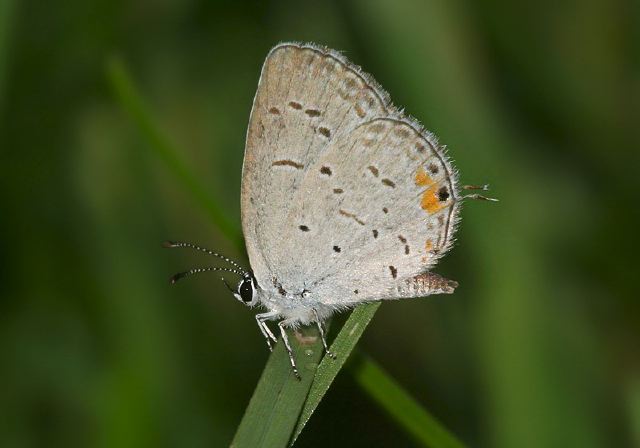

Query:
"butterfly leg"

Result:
[[278, 319, 301, 380], [312, 309, 336, 359], [255, 311, 278, 352]]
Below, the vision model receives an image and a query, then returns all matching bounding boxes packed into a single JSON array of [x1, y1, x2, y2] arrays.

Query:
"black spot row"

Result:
[[398, 235, 410, 255], [271, 103, 321, 117]]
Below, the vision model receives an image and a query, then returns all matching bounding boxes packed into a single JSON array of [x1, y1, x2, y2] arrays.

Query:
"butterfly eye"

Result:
[[239, 277, 254, 303]]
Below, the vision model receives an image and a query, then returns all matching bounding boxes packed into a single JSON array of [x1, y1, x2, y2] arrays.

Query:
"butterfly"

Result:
[[166, 42, 495, 378]]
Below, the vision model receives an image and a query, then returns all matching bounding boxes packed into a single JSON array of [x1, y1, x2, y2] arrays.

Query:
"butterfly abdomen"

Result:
[[395, 271, 458, 298]]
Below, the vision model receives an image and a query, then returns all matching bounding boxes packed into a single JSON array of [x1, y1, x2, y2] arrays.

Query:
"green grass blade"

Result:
[[105, 57, 243, 250], [231, 325, 324, 448], [291, 302, 381, 444], [628, 378, 640, 447], [0, 0, 16, 112], [350, 353, 466, 448]]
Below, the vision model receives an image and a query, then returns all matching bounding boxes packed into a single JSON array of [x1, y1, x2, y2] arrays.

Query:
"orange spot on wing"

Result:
[[421, 184, 446, 214], [415, 166, 434, 187], [425, 239, 433, 251]]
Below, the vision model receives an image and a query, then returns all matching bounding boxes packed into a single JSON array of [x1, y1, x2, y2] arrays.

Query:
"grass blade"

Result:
[[291, 302, 381, 444], [231, 325, 324, 448], [0, 0, 16, 112], [105, 57, 243, 250], [350, 353, 466, 448], [628, 378, 640, 447]]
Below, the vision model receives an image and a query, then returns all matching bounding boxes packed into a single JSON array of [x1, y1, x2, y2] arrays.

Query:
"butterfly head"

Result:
[[232, 272, 259, 307]]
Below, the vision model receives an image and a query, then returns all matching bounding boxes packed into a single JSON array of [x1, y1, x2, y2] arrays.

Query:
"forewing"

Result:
[[241, 43, 391, 288]]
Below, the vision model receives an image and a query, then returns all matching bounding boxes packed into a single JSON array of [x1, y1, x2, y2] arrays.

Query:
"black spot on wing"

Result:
[[381, 178, 396, 188], [339, 209, 365, 226], [272, 160, 303, 169], [438, 186, 450, 202], [318, 127, 331, 139]]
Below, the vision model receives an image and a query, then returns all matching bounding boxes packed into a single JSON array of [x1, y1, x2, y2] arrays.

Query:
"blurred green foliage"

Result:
[[0, 0, 638, 447]]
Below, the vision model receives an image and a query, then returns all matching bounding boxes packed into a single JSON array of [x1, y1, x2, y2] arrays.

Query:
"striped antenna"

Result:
[[163, 241, 248, 274], [169, 266, 244, 284]]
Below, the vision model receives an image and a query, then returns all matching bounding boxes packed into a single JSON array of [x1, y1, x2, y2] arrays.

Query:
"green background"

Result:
[[1, 0, 638, 446]]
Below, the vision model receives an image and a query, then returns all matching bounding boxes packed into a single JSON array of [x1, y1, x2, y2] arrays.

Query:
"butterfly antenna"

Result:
[[169, 266, 244, 284], [163, 241, 248, 274], [221, 277, 235, 293]]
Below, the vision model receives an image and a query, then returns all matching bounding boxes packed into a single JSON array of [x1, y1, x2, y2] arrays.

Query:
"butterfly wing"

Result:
[[242, 43, 390, 288], [241, 43, 459, 305], [292, 117, 460, 306]]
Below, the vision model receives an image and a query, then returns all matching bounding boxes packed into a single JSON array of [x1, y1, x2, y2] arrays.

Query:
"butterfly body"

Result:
[[253, 285, 334, 328]]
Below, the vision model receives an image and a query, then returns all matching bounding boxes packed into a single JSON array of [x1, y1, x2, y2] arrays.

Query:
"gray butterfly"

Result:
[[166, 42, 495, 378]]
